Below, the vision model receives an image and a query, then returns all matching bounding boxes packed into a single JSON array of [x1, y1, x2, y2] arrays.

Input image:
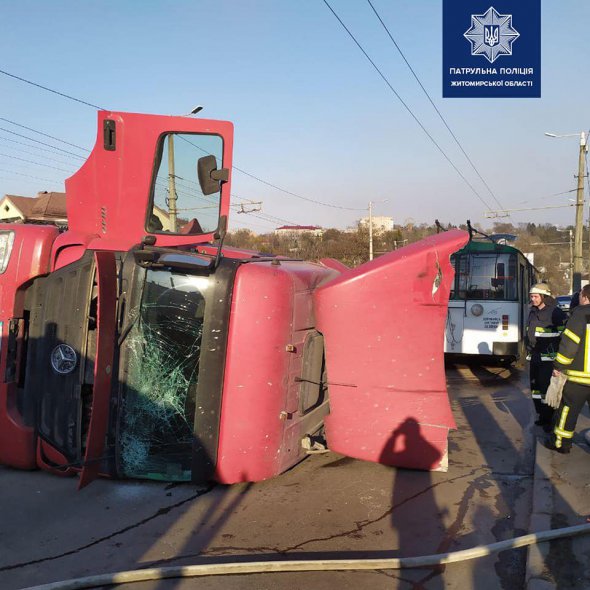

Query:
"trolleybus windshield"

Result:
[[451, 252, 517, 301]]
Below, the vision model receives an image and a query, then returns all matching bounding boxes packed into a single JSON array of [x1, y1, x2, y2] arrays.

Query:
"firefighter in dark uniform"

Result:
[[550, 285, 590, 453], [526, 283, 567, 429]]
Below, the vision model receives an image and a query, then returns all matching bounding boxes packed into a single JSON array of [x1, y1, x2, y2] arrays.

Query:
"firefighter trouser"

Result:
[[552, 381, 590, 450], [529, 357, 554, 423]]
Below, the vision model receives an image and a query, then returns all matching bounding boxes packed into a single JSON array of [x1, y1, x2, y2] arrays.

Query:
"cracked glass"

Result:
[[119, 269, 209, 481]]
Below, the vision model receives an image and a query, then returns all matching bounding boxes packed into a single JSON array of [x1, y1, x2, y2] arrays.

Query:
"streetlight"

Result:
[[545, 131, 588, 291]]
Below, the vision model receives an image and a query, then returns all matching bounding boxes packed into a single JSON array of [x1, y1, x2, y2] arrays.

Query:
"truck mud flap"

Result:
[[314, 230, 469, 471]]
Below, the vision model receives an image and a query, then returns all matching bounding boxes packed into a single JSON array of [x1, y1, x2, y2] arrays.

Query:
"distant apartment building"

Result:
[[359, 215, 394, 234], [0, 192, 68, 228], [274, 225, 323, 237]]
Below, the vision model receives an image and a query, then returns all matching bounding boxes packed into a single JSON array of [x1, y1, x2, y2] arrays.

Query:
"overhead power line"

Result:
[[0, 152, 76, 173], [1, 71, 365, 213], [366, 0, 504, 211], [178, 135, 365, 212], [231, 164, 365, 211], [0, 133, 86, 160], [0, 140, 83, 167], [485, 203, 575, 218], [0, 168, 64, 184], [322, 0, 493, 212], [516, 187, 578, 205], [0, 69, 105, 110], [0, 118, 89, 152]]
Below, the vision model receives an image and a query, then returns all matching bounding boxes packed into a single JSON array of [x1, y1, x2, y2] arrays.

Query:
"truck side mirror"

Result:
[[197, 155, 229, 195]]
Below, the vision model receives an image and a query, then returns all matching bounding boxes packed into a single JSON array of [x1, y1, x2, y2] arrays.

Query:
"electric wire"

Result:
[[366, 0, 504, 211], [230, 164, 365, 211], [0, 118, 90, 152], [322, 0, 493, 212], [177, 135, 365, 212], [516, 187, 579, 205], [0, 152, 76, 174], [0, 141, 85, 167], [2, 73, 365, 216], [251, 211, 301, 226], [0, 168, 66, 184], [0, 69, 105, 111], [0, 126, 88, 159], [0, 133, 86, 160]]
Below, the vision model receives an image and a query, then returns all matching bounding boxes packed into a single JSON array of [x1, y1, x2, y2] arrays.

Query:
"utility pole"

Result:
[[167, 135, 178, 232], [569, 229, 574, 293], [573, 132, 587, 291], [368, 201, 374, 261]]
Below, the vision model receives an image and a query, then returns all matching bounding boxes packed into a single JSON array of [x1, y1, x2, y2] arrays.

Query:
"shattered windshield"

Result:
[[118, 269, 209, 481]]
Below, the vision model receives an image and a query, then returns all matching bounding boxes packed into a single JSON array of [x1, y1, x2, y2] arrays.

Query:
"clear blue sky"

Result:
[[0, 1, 588, 233]]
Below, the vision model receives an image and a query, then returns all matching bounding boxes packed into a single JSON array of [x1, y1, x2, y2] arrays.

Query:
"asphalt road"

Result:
[[0, 362, 539, 590]]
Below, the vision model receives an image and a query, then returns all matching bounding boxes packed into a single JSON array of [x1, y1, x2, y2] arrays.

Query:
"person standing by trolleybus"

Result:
[[526, 283, 567, 430], [549, 285, 590, 453]]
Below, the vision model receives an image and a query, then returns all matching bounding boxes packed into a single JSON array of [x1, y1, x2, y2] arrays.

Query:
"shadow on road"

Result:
[[448, 359, 587, 588]]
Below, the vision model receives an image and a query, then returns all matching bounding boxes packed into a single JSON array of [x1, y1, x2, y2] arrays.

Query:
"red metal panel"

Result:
[[36, 439, 75, 476], [215, 261, 336, 483], [315, 230, 469, 471], [319, 258, 349, 272], [0, 225, 58, 469], [50, 230, 98, 270], [65, 111, 233, 251], [78, 251, 117, 489]]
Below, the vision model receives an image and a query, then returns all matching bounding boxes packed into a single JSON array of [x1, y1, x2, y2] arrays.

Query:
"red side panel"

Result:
[[315, 230, 469, 471], [78, 251, 117, 489], [319, 258, 350, 272], [0, 225, 58, 469], [36, 439, 75, 476], [215, 261, 337, 484]]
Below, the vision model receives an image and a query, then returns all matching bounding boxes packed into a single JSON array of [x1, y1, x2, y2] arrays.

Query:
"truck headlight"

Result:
[[0, 231, 16, 274]]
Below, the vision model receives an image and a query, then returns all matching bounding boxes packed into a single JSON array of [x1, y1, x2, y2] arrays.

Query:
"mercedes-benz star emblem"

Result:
[[50, 344, 78, 375]]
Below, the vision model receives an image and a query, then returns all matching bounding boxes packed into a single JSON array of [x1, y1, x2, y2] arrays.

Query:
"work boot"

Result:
[[534, 418, 551, 431], [542, 438, 571, 454]]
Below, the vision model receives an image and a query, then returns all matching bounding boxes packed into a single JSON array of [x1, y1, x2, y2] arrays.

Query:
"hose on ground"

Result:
[[22, 522, 590, 590]]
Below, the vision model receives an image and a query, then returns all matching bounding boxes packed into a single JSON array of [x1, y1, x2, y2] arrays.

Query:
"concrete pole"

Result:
[[573, 132, 587, 291], [569, 229, 574, 293], [168, 135, 178, 232]]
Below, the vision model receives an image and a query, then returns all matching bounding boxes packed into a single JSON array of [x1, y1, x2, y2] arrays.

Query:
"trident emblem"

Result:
[[484, 26, 499, 47]]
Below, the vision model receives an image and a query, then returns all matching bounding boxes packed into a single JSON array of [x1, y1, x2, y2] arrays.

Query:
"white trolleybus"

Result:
[[445, 229, 537, 363]]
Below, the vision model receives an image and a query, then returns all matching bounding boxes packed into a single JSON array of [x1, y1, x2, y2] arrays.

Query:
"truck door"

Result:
[[314, 230, 469, 471], [78, 251, 117, 488]]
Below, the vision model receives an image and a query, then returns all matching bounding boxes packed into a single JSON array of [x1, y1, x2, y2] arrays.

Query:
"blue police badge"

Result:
[[464, 7, 520, 64]]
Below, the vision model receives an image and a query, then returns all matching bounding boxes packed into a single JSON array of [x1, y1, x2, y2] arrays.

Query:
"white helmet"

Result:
[[530, 283, 551, 296]]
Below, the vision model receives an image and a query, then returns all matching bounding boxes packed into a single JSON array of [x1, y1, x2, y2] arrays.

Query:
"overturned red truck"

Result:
[[0, 111, 468, 488]]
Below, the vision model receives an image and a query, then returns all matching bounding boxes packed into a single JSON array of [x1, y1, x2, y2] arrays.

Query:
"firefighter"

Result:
[[526, 283, 567, 429], [549, 285, 590, 453]]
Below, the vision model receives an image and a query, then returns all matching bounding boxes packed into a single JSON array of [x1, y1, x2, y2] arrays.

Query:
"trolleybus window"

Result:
[[451, 253, 517, 301]]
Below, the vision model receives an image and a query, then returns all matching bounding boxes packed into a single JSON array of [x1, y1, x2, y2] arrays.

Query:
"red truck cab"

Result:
[[0, 111, 468, 487]]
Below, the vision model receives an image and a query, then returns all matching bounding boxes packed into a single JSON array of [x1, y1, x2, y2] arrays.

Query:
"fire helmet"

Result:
[[529, 283, 551, 296]]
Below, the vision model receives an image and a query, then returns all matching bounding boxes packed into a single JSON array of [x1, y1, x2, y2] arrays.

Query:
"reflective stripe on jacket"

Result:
[[554, 304, 590, 383], [526, 303, 567, 359]]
